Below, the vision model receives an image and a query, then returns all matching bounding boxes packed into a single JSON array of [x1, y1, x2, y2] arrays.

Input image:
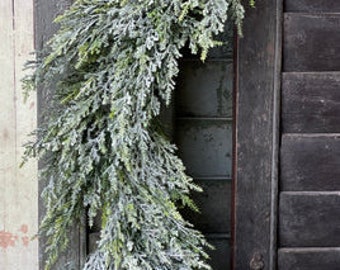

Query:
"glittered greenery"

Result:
[[23, 0, 245, 269]]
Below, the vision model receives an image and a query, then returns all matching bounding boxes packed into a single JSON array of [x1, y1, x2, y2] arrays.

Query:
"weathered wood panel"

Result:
[[278, 248, 340, 270], [282, 72, 340, 133], [35, 0, 87, 269], [0, 0, 39, 269], [280, 1, 340, 269], [176, 119, 232, 178], [284, 14, 340, 71], [233, 0, 282, 268], [182, 179, 231, 233], [207, 236, 231, 270], [281, 135, 340, 191], [285, 0, 340, 12], [176, 61, 233, 118], [279, 192, 340, 247]]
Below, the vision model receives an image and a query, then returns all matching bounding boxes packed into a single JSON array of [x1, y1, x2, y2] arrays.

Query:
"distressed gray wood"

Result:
[[35, 0, 72, 50], [281, 135, 340, 191], [182, 179, 231, 233], [282, 72, 340, 133], [279, 1, 340, 268], [284, 14, 340, 72], [278, 248, 340, 270], [279, 192, 340, 247], [175, 119, 232, 178], [176, 61, 233, 118], [35, 0, 86, 269], [285, 0, 340, 12], [233, 0, 282, 269]]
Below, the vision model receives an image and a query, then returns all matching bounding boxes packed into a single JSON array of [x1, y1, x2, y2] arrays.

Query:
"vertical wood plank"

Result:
[[35, 1, 87, 269], [233, 0, 282, 269], [0, 0, 39, 269]]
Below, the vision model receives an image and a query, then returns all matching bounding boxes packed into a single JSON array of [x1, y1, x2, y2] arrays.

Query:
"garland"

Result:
[[23, 0, 245, 269]]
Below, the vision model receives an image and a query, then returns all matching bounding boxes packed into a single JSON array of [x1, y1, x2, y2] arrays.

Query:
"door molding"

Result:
[[232, 0, 283, 269]]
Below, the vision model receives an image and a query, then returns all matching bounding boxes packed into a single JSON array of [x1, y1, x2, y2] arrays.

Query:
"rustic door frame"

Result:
[[232, 0, 282, 269]]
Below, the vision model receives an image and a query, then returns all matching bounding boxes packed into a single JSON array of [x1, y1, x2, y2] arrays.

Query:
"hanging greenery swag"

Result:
[[23, 0, 246, 269]]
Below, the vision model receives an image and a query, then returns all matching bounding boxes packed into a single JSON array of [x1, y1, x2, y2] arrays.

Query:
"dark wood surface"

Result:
[[233, 0, 282, 269], [207, 236, 231, 270], [176, 119, 232, 178], [285, 0, 340, 12], [282, 72, 340, 133], [279, 192, 340, 247], [181, 179, 232, 233], [35, 1, 86, 269], [281, 134, 340, 191], [284, 14, 340, 72], [279, 2, 340, 270], [176, 61, 233, 118], [278, 248, 340, 270]]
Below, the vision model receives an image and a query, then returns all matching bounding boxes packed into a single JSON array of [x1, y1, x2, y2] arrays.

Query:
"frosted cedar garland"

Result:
[[23, 0, 245, 269]]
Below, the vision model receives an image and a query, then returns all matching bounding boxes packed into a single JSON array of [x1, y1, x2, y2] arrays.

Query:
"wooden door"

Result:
[[279, 1, 340, 269]]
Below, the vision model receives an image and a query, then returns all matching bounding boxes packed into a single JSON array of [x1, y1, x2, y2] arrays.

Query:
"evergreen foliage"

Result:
[[23, 0, 245, 269]]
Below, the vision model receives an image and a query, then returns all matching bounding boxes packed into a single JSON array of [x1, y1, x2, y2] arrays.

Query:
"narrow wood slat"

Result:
[[233, 0, 282, 268], [181, 179, 231, 233], [207, 237, 231, 270], [282, 72, 340, 133], [176, 61, 233, 118], [35, 1, 86, 269], [285, 0, 340, 12], [281, 134, 340, 191], [279, 192, 340, 247], [278, 248, 340, 270], [284, 14, 340, 71], [175, 119, 232, 178]]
